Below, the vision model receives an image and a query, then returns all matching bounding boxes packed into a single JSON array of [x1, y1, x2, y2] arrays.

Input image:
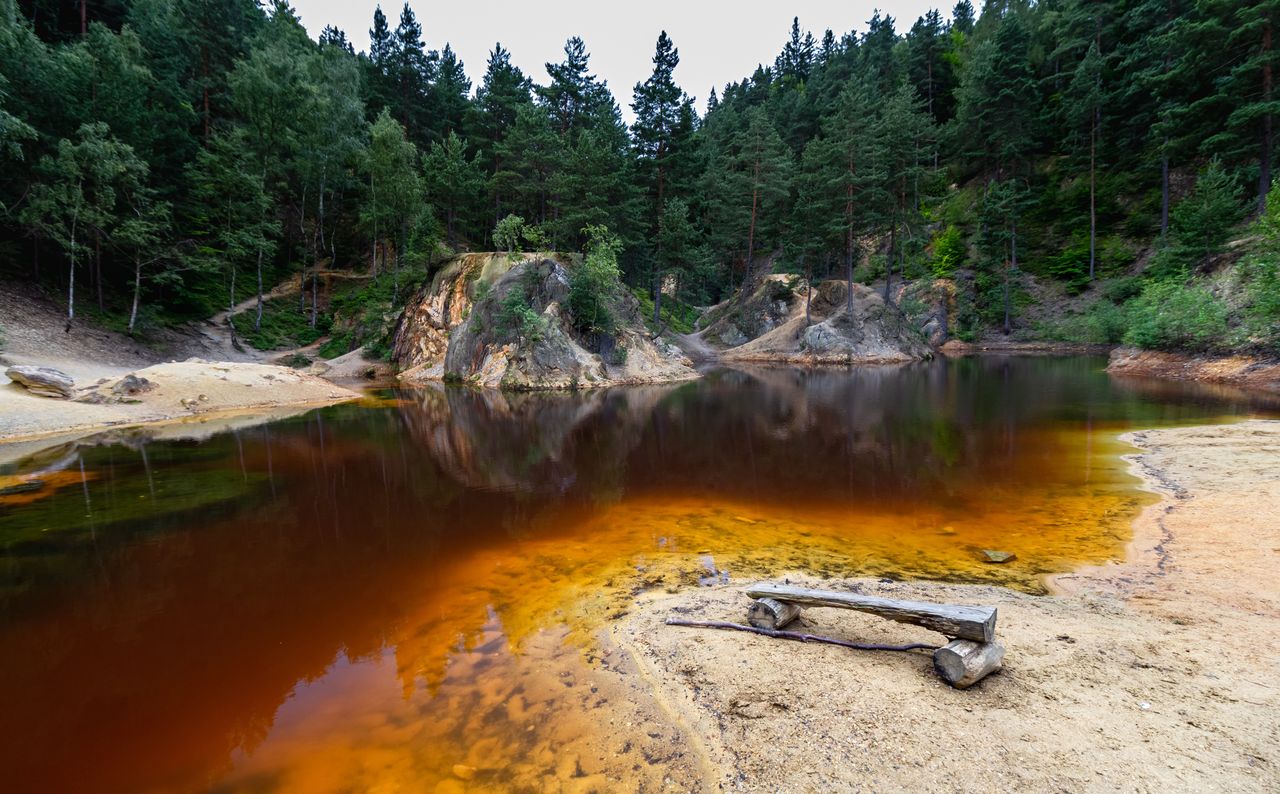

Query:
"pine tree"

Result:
[[952, 10, 1039, 181], [423, 131, 483, 244], [539, 37, 610, 137], [467, 43, 531, 223], [632, 30, 695, 317], [802, 79, 882, 314], [390, 2, 436, 146], [875, 82, 934, 302], [952, 0, 976, 34], [430, 43, 470, 141]]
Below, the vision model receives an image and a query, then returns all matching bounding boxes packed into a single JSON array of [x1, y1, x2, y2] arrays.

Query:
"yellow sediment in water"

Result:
[[0, 470, 97, 507], [205, 424, 1149, 792]]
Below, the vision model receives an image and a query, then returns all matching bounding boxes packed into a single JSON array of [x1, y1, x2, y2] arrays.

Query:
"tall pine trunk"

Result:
[[1088, 107, 1097, 280], [1161, 147, 1170, 236], [128, 257, 142, 335], [743, 158, 761, 294], [845, 177, 855, 316], [66, 205, 78, 331], [1260, 18, 1273, 213]]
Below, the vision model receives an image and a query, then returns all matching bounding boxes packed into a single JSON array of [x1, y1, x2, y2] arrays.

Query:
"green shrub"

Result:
[[1102, 276, 1143, 304], [1039, 301, 1128, 345], [493, 214, 525, 253], [929, 225, 966, 277], [496, 287, 544, 342], [568, 225, 623, 336], [1123, 279, 1228, 351]]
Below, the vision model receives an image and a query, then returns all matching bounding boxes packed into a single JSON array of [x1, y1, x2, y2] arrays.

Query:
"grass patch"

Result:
[[631, 287, 698, 335]]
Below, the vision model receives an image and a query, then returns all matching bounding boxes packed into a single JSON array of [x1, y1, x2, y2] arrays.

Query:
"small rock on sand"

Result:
[[5, 366, 75, 399]]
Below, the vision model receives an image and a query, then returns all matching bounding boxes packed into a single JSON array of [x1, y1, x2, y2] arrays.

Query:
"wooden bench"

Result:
[[745, 582, 1005, 689]]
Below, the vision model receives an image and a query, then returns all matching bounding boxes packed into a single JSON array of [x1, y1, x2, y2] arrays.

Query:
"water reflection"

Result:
[[0, 357, 1273, 792]]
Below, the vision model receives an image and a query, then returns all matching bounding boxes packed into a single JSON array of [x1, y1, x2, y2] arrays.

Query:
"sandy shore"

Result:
[[0, 358, 362, 445], [612, 420, 1280, 791]]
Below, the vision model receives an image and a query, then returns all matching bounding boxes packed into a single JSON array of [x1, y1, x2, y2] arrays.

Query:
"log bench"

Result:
[[745, 582, 1005, 689]]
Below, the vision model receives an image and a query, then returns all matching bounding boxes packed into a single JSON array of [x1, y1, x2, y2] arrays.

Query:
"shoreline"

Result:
[[0, 359, 363, 449], [611, 419, 1280, 790]]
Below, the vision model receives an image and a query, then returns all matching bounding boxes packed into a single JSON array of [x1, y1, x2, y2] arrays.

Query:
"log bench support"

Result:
[[744, 582, 1004, 689], [933, 639, 1005, 689]]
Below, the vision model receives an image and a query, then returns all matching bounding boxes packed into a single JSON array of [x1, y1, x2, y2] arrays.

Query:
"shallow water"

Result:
[[0, 357, 1274, 792]]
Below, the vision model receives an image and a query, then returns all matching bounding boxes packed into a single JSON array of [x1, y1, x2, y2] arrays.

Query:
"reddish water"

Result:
[[0, 358, 1273, 792]]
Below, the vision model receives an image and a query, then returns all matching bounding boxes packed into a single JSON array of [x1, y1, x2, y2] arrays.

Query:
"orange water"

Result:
[[0, 358, 1272, 792]]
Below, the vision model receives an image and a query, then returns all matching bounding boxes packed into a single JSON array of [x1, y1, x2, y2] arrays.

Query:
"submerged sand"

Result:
[[610, 420, 1280, 791]]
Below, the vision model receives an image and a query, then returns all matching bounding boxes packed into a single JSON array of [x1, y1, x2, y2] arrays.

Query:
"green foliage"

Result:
[[0, 0, 1271, 359], [1169, 161, 1244, 262], [929, 225, 965, 277], [567, 225, 624, 336], [495, 285, 544, 342], [493, 213, 526, 252], [1123, 279, 1228, 352], [631, 286, 697, 334], [1038, 301, 1129, 345], [231, 298, 330, 350]]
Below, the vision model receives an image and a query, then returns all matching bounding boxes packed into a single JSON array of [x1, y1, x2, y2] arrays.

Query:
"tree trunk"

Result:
[[1161, 148, 1170, 236], [1004, 218, 1017, 335], [1088, 106, 1097, 280], [845, 181, 854, 316], [128, 257, 142, 335], [201, 46, 210, 141], [228, 265, 237, 343], [94, 231, 104, 312], [743, 160, 760, 294], [805, 256, 813, 327], [883, 216, 897, 304], [66, 213, 77, 331], [255, 247, 264, 332], [1260, 18, 1273, 213]]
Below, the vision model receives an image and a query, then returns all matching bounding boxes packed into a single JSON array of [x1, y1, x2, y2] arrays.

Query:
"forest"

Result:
[[1, 0, 1278, 356]]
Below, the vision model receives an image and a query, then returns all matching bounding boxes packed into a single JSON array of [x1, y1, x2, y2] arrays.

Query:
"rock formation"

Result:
[[392, 253, 696, 389], [5, 366, 75, 398], [701, 276, 932, 365]]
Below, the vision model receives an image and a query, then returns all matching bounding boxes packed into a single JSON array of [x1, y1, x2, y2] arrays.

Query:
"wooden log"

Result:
[[745, 583, 997, 643], [747, 597, 801, 630], [933, 639, 1004, 688]]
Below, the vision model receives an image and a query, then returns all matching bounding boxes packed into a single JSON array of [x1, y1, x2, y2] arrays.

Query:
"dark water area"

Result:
[[0, 357, 1274, 792]]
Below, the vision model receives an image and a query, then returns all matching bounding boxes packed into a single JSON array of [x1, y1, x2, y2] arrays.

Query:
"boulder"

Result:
[[111, 374, 156, 396], [5, 366, 75, 398]]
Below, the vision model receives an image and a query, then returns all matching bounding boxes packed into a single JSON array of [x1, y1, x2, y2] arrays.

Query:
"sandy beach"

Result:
[[0, 358, 362, 445], [611, 420, 1280, 791]]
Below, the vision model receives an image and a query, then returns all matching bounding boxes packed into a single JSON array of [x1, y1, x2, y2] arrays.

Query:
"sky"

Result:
[[289, 1, 945, 122]]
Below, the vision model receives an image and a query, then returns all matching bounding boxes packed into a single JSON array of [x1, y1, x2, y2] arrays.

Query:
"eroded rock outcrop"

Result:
[[5, 366, 75, 398], [705, 277, 932, 365], [392, 253, 696, 390]]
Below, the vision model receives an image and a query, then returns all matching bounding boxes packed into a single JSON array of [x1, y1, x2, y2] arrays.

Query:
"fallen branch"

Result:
[[665, 618, 938, 653]]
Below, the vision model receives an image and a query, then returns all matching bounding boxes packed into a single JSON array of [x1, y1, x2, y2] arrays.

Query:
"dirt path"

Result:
[[615, 420, 1280, 792]]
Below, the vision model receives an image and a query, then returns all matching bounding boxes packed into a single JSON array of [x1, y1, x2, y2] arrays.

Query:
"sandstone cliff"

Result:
[[392, 253, 696, 389]]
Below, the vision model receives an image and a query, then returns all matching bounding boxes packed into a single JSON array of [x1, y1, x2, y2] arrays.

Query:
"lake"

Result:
[[0, 357, 1273, 792]]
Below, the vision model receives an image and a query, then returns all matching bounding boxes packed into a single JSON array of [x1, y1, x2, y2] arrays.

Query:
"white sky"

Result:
[[289, 1, 945, 121]]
